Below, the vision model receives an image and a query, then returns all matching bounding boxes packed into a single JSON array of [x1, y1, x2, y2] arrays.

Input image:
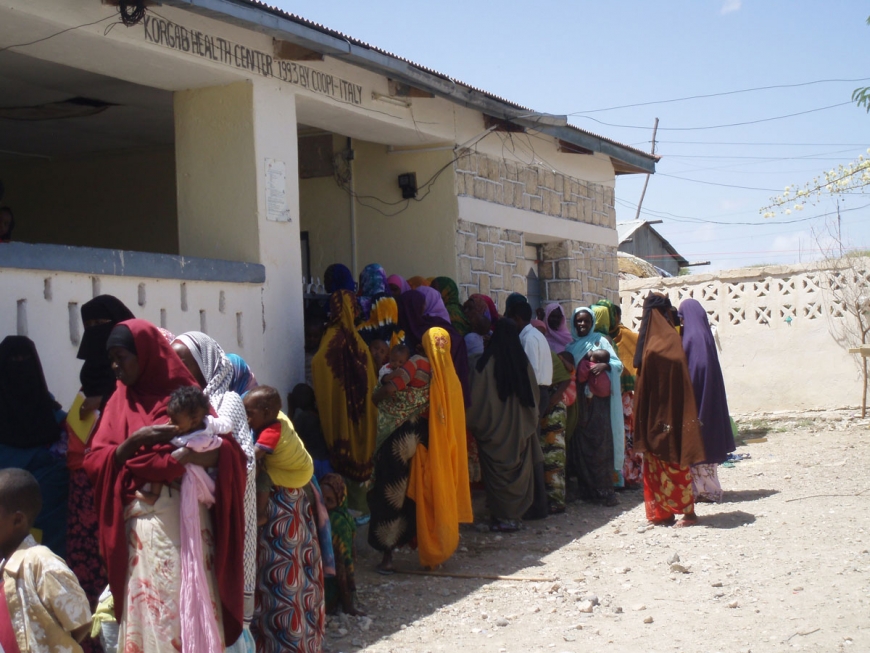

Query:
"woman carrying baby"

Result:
[[83, 319, 246, 652], [565, 307, 624, 507]]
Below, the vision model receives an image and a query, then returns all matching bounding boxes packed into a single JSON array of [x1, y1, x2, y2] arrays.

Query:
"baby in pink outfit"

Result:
[[165, 385, 231, 650], [576, 349, 612, 398]]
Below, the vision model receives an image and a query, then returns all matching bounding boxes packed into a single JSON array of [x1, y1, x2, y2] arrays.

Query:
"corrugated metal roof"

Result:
[[617, 220, 687, 266], [616, 220, 646, 244], [225, 0, 658, 164]]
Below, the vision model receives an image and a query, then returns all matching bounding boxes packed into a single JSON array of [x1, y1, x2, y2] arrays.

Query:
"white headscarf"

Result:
[[174, 331, 258, 623]]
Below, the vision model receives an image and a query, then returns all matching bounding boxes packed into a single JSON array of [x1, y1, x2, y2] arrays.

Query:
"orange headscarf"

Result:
[[407, 276, 430, 289], [407, 327, 473, 567]]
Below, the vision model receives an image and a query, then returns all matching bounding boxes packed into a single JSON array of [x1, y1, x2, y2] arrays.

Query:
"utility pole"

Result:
[[634, 117, 659, 221], [837, 198, 843, 258]]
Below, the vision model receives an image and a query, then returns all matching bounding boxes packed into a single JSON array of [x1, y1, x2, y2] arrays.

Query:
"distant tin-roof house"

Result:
[[617, 221, 688, 277]]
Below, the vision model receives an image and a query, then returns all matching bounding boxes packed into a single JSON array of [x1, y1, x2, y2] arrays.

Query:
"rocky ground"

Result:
[[325, 411, 870, 653]]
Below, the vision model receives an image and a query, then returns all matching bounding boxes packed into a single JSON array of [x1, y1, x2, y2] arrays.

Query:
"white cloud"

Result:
[[721, 0, 742, 15], [770, 231, 804, 255], [718, 198, 748, 212]]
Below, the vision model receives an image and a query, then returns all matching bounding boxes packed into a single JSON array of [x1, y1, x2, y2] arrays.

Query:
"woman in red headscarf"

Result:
[[83, 319, 246, 652]]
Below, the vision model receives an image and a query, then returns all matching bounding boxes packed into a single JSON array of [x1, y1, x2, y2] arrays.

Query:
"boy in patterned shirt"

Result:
[[0, 468, 91, 653]]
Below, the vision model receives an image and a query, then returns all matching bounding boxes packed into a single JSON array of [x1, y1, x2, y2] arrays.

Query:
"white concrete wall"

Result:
[[352, 141, 457, 280], [619, 262, 868, 413], [175, 82, 259, 264], [0, 267, 264, 408]]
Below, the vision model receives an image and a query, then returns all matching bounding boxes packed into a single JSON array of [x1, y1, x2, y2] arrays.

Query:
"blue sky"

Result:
[[279, 0, 870, 271]]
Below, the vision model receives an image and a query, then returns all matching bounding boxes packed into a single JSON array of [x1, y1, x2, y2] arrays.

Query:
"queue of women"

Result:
[[0, 257, 735, 652]]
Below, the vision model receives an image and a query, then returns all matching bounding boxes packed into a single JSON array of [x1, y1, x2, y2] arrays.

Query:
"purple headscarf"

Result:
[[544, 303, 573, 353], [324, 263, 356, 294], [386, 274, 411, 296], [678, 299, 735, 464], [416, 286, 451, 323], [397, 290, 470, 406]]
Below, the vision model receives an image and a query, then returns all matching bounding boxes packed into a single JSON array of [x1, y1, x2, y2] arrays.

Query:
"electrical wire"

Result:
[[574, 102, 854, 131], [569, 77, 870, 114], [656, 141, 870, 147], [0, 15, 115, 54], [118, 0, 147, 27], [654, 174, 780, 191], [665, 161, 862, 176], [331, 128, 497, 217], [614, 198, 870, 226], [661, 149, 862, 160], [492, 125, 867, 228]]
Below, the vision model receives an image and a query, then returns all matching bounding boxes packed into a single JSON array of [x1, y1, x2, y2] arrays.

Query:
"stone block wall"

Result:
[[456, 219, 527, 309], [541, 240, 619, 310], [454, 150, 619, 312], [453, 150, 616, 229]]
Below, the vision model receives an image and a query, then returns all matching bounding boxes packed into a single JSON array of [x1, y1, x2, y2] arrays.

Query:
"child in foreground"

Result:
[[372, 344, 431, 449], [244, 386, 314, 525], [0, 468, 91, 653], [576, 349, 612, 398], [368, 339, 390, 381], [136, 386, 230, 504], [379, 344, 411, 384], [320, 473, 363, 616]]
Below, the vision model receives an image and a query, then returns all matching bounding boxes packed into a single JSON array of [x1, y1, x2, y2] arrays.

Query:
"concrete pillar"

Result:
[[251, 81, 304, 393], [175, 81, 260, 263], [174, 80, 303, 394]]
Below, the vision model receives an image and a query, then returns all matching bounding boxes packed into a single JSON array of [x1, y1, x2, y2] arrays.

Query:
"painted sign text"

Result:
[[142, 15, 363, 105]]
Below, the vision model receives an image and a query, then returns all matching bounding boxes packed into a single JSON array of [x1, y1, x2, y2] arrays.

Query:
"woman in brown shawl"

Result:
[[633, 293, 706, 527], [466, 318, 540, 532]]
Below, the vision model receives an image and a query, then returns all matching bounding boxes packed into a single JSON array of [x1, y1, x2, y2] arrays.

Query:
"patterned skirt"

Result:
[[66, 469, 107, 653], [621, 392, 643, 487], [253, 486, 324, 653], [367, 414, 430, 553], [643, 453, 695, 521], [540, 402, 567, 512], [119, 487, 223, 652], [691, 463, 723, 503]]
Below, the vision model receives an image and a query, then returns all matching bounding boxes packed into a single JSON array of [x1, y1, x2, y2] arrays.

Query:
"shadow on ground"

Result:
[[699, 510, 756, 529], [723, 488, 779, 503], [327, 474, 777, 648], [326, 487, 645, 649]]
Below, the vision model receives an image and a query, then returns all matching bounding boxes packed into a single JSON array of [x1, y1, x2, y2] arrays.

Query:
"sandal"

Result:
[[490, 519, 520, 533]]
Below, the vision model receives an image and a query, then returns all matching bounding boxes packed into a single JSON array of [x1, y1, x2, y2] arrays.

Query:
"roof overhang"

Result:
[[617, 221, 688, 267], [161, 0, 658, 175]]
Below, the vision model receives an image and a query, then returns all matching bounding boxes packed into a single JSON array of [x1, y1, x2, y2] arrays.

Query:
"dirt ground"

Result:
[[325, 411, 870, 653]]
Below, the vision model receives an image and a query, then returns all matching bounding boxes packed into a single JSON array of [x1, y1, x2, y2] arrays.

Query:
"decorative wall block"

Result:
[[620, 261, 869, 336]]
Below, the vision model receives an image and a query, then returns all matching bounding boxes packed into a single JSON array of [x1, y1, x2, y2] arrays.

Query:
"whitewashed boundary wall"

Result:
[[619, 261, 868, 413], [0, 267, 265, 410]]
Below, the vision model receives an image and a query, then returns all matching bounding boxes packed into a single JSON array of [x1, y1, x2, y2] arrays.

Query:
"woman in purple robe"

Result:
[[678, 299, 736, 502]]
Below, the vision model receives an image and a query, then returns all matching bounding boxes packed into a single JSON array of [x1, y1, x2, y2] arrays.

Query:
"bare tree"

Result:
[[814, 225, 870, 416]]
